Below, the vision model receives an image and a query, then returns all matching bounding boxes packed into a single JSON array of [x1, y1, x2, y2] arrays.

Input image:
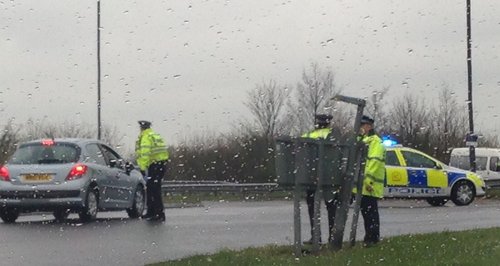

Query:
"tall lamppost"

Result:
[[97, 0, 102, 140], [466, 0, 476, 172]]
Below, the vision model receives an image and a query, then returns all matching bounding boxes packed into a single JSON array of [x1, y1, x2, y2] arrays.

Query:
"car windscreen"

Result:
[[8, 142, 81, 165], [449, 155, 488, 171]]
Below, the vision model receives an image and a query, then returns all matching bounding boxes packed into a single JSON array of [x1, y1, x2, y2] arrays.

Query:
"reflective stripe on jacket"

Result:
[[135, 128, 169, 171], [301, 128, 332, 139], [361, 134, 386, 198]]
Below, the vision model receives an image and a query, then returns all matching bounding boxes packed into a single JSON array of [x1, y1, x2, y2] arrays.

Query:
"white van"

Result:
[[449, 148, 500, 188]]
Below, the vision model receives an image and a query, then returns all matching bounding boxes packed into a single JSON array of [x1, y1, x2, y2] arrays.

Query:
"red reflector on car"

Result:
[[41, 139, 55, 146], [66, 164, 88, 180], [0, 166, 10, 181]]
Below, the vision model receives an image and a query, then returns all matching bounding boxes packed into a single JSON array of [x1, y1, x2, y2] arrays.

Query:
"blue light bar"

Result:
[[382, 136, 398, 147]]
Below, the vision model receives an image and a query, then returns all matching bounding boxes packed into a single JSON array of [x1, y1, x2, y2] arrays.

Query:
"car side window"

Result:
[[491, 157, 500, 172], [85, 144, 107, 166], [386, 150, 400, 166], [401, 151, 437, 169], [100, 145, 124, 169]]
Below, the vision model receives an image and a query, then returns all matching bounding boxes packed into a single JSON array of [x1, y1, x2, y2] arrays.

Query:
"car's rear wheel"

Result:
[[127, 186, 145, 218], [79, 188, 99, 222], [451, 180, 475, 206], [0, 209, 19, 224], [426, 197, 448, 206], [53, 209, 70, 221]]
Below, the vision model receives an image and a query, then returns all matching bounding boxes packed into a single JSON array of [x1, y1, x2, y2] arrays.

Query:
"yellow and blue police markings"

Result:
[[383, 145, 485, 205]]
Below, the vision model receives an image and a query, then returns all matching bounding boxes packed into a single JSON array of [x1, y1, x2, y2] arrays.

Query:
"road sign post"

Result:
[[275, 95, 366, 255]]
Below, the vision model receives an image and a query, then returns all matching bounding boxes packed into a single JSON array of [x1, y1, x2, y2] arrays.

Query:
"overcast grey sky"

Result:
[[1, 0, 499, 151]]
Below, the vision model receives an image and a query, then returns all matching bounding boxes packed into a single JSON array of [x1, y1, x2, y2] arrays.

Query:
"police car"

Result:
[[384, 144, 486, 206]]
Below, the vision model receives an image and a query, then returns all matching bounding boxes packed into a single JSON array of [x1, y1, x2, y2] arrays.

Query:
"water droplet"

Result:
[[408, 49, 413, 54], [173, 74, 181, 79], [123, 10, 129, 14]]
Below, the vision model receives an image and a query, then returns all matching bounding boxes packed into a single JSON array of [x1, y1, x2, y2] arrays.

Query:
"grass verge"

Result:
[[149, 227, 500, 266], [486, 188, 500, 199]]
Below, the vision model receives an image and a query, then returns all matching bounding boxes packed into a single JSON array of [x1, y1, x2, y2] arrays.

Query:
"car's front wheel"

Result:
[[0, 208, 19, 224], [451, 180, 475, 206], [426, 197, 448, 206], [79, 188, 99, 222], [127, 186, 145, 218]]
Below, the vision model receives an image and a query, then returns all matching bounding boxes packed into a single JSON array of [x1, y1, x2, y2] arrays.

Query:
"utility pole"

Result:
[[97, 0, 102, 140], [466, 0, 476, 172]]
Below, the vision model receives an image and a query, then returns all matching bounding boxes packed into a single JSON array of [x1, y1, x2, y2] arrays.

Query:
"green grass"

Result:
[[149, 227, 500, 266], [485, 188, 500, 199]]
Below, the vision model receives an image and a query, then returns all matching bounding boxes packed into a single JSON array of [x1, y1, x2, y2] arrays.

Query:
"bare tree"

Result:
[[365, 87, 390, 133], [388, 93, 431, 149], [0, 120, 19, 164], [430, 85, 468, 159], [289, 62, 343, 134], [20, 119, 124, 149], [244, 79, 291, 141]]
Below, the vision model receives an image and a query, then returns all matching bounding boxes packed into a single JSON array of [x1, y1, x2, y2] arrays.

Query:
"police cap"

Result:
[[360, 115, 374, 125], [315, 114, 333, 124], [138, 120, 152, 129]]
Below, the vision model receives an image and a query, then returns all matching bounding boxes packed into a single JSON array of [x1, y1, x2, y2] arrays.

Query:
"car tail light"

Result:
[[0, 166, 10, 182], [66, 164, 88, 180], [41, 139, 55, 146]]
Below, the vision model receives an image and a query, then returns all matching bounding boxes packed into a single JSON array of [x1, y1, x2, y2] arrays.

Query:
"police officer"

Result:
[[136, 120, 169, 222], [301, 114, 339, 244], [358, 115, 385, 246]]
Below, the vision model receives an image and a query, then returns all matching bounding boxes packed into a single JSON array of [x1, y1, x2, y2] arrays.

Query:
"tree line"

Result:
[[1, 63, 498, 183], [168, 63, 498, 182]]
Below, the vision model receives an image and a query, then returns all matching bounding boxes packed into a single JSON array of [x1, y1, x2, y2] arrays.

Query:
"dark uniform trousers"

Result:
[[306, 189, 339, 241], [146, 161, 167, 216], [360, 195, 380, 244]]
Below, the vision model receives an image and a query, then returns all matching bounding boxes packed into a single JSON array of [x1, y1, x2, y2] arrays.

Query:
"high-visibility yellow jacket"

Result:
[[135, 128, 169, 171], [360, 133, 386, 198], [301, 128, 332, 139]]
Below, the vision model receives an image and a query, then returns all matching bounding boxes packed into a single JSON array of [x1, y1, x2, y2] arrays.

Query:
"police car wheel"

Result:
[[426, 198, 448, 207], [451, 180, 475, 206]]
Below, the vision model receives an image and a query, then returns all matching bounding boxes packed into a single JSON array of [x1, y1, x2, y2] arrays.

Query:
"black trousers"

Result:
[[146, 161, 167, 216], [360, 195, 380, 243], [306, 189, 338, 241]]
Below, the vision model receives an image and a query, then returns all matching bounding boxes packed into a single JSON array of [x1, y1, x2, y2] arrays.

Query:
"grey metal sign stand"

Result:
[[330, 95, 366, 250], [275, 95, 366, 256]]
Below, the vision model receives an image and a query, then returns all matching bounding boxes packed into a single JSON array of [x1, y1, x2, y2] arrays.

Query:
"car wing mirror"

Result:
[[125, 161, 135, 175]]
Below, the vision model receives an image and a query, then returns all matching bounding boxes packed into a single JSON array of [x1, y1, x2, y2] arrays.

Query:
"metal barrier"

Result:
[[161, 181, 282, 194]]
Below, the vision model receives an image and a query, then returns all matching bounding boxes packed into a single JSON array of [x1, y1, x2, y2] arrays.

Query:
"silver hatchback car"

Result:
[[0, 138, 146, 223]]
